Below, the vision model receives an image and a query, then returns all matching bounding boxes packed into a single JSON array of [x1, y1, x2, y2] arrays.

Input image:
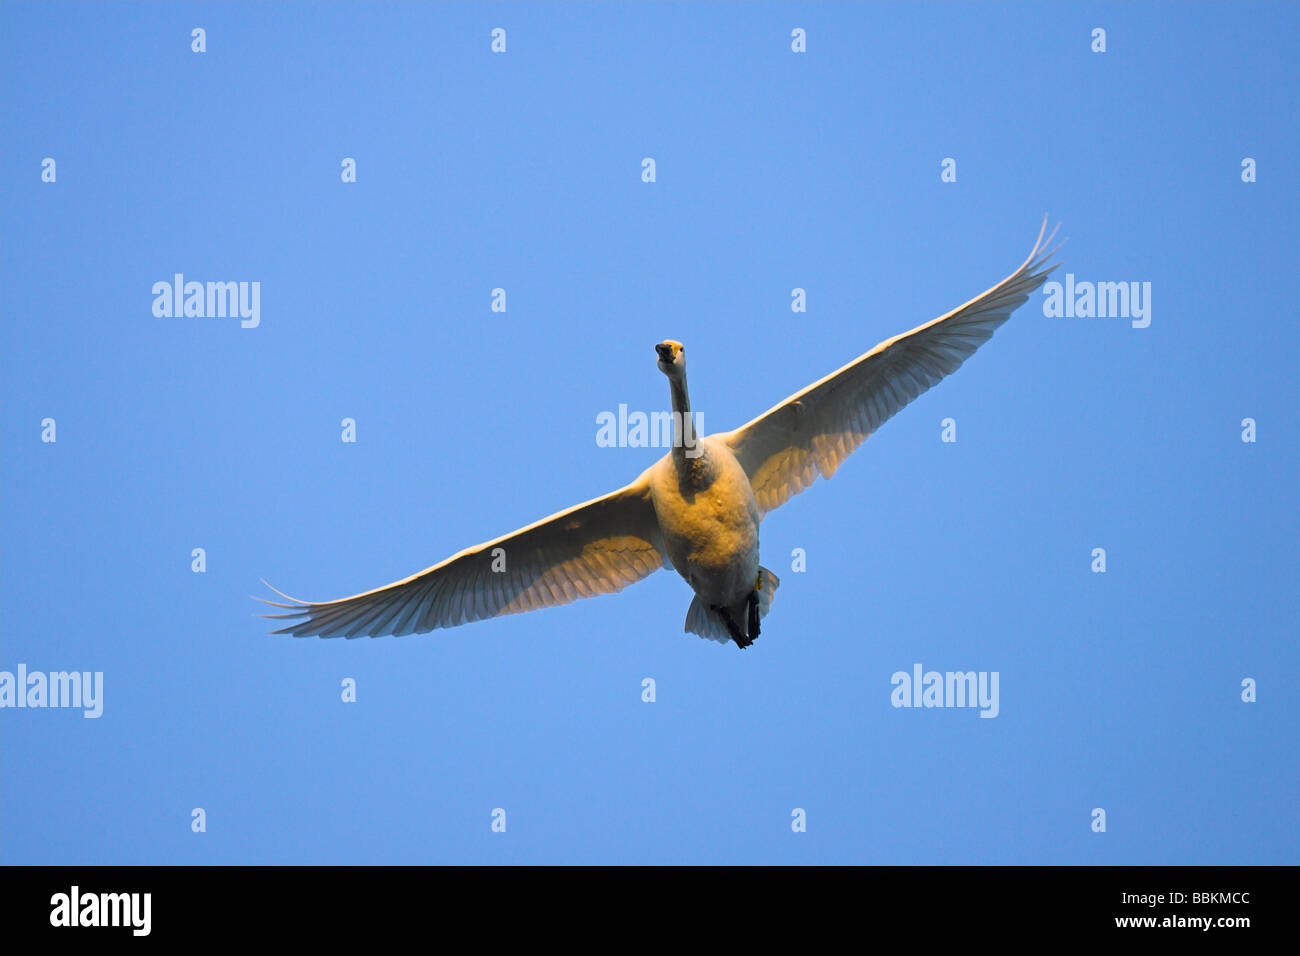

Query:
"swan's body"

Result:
[[648, 434, 767, 645], [650, 436, 758, 607], [263, 220, 1059, 648]]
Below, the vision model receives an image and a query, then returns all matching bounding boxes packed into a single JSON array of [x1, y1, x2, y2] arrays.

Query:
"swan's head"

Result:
[[655, 339, 685, 376]]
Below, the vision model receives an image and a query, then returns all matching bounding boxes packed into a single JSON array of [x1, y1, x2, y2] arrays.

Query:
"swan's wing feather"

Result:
[[261, 472, 667, 637], [721, 220, 1060, 515]]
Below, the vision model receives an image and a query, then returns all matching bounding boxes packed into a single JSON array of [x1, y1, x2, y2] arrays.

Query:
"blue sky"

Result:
[[3, 1, 1296, 864]]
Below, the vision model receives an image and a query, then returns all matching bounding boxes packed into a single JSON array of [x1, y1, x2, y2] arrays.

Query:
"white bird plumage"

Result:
[[261, 219, 1060, 648]]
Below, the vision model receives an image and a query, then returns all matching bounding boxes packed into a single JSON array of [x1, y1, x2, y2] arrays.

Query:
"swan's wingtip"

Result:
[[260, 578, 310, 605]]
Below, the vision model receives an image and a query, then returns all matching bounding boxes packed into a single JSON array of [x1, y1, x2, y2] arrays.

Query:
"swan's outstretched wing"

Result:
[[721, 219, 1060, 516], [260, 472, 667, 637]]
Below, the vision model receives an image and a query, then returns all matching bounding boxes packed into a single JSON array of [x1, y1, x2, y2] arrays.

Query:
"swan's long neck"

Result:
[[668, 372, 701, 469]]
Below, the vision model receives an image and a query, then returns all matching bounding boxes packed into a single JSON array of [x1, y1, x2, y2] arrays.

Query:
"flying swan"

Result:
[[262, 219, 1059, 648]]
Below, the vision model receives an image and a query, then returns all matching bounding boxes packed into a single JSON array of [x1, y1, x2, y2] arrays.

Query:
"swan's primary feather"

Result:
[[721, 218, 1060, 515]]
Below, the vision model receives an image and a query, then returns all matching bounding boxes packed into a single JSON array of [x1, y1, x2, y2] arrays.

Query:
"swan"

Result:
[[262, 219, 1059, 648]]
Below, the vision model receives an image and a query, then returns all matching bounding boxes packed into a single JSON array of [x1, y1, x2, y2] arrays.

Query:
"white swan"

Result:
[[262, 220, 1059, 648]]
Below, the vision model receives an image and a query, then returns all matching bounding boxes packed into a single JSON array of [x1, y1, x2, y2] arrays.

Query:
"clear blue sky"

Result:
[[3, 1, 1296, 864]]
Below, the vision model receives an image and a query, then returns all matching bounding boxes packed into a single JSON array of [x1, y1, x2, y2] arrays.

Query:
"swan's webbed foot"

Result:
[[746, 590, 760, 641], [714, 605, 752, 649]]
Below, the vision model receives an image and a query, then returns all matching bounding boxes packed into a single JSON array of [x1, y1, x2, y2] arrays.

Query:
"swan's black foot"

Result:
[[746, 590, 760, 641], [714, 605, 752, 649]]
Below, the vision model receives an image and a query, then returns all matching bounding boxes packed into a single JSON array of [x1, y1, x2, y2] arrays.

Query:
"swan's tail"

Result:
[[755, 566, 779, 618], [684, 566, 781, 644]]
